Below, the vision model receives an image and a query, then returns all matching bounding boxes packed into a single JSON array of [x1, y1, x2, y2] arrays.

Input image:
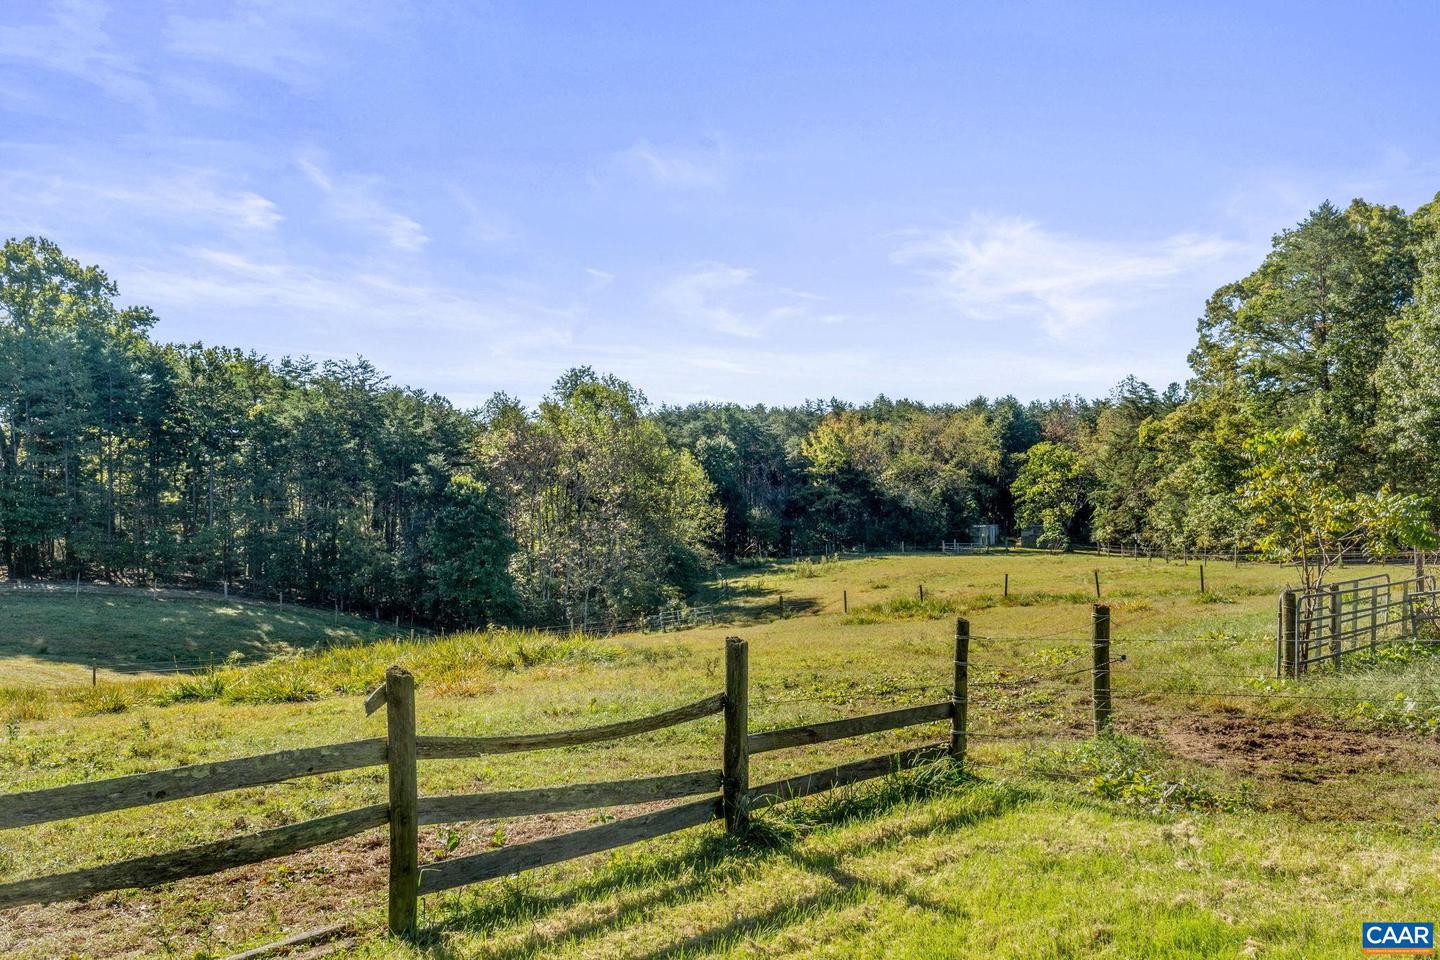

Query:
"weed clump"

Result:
[[1027, 735, 1249, 814]]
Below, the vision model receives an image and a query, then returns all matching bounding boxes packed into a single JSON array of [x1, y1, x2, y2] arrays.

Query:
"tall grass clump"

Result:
[[1304, 635, 1440, 733], [724, 757, 1003, 853], [137, 627, 631, 707], [0, 687, 50, 724], [787, 555, 840, 580], [844, 595, 963, 623], [1025, 735, 1247, 813]]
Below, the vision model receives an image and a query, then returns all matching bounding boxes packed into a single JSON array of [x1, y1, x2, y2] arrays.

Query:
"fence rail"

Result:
[[0, 625, 975, 938], [0, 606, 1156, 948], [939, 540, 1005, 555], [0, 739, 388, 830]]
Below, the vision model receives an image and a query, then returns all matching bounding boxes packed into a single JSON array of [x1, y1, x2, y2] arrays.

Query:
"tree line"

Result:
[[1007, 195, 1440, 583], [3, 193, 1438, 625]]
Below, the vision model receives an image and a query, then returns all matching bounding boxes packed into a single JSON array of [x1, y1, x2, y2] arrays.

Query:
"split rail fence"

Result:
[[0, 624, 1004, 939]]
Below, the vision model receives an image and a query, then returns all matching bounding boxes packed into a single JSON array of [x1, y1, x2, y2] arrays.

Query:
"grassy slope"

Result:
[[0, 552, 1437, 958], [0, 584, 405, 685]]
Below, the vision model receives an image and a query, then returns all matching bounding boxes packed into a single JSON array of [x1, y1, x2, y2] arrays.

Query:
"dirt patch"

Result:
[[1116, 707, 1440, 822], [1151, 710, 1401, 780]]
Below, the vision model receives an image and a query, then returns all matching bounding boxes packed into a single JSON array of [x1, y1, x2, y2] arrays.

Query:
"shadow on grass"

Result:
[[413, 766, 1032, 959], [705, 589, 824, 627], [0, 588, 395, 670]]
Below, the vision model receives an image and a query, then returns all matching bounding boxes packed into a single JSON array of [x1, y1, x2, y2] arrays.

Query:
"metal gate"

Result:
[[1277, 572, 1436, 677]]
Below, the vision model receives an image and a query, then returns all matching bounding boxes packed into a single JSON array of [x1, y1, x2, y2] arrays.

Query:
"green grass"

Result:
[[1, 551, 1438, 958], [345, 778, 1440, 960], [0, 583, 406, 686]]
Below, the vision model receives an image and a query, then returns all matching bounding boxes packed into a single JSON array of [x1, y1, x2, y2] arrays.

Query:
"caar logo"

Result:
[[1363, 923, 1434, 955]]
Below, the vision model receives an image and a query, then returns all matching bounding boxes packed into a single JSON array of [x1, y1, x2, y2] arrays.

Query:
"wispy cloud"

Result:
[[658, 262, 757, 336], [297, 153, 428, 252], [891, 215, 1244, 338], [0, 163, 282, 235], [615, 136, 730, 190], [0, 0, 152, 110], [656, 262, 844, 339], [125, 246, 573, 345], [164, 0, 387, 86]]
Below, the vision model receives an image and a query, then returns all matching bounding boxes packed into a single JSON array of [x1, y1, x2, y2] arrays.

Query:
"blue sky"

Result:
[[3, 1, 1439, 407]]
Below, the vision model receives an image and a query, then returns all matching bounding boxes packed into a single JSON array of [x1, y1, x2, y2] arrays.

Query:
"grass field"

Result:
[[1, 552, 1437, 959], [0, 583, 408, 686]]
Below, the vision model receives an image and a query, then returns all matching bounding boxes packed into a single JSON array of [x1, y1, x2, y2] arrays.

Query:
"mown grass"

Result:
[[1, 551, 1438, 958], [337, 770, 1440, 960], [0, 585, 402, 686]]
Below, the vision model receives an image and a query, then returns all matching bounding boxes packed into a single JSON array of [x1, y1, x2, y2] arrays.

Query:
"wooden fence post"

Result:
[[722, 637, 749, 834], [842, 590, 848, 614], [385, 666, 419, 938], [1003, 573, 1009, 598], [1279, 589, 1298, 678], [1093, 570, 1101, 599], [950, 618, 969, 766], [1091, 605, 1112, 735], [1199, 563, 1206, 594]]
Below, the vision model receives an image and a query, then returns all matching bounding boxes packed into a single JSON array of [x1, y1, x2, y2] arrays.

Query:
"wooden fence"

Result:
[[1277, 573, 1437, 676], [0, 627, 981, 940]]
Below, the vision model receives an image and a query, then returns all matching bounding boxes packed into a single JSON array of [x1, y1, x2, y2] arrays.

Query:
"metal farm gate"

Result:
[[1277, 572, 1438, 677]]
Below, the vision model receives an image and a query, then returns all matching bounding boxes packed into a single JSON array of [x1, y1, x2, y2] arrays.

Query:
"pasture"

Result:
[[0, 583, 405, 686], [1, 551, 1438, 959]]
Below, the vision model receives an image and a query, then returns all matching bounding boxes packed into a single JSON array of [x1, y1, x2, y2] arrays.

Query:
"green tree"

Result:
[[1088, 377, 1176, 549], [1191, 201, 1417, 490], [1013, 441, 1089, 549], [1241, 427, 1434, 594], [480, 369, 721, 626], [423, 474, 516, 627], [1377, 233, 1440, 493]]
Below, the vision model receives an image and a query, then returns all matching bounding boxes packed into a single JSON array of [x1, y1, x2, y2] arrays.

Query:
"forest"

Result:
[[3, 194, 1439, 628]]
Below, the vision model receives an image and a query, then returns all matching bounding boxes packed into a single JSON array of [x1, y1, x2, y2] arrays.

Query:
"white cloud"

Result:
[[164, 0, 388, 86], [447, 187, 512, 247], [656, 263, 844, 339], [297, 153, 428, 252], [0, 164, 281, 234], [658, 263, 757, 336], [891, 215, 1244, 338], [0, 0, 152, 110], [125, 246, 573, 346], [616, 136, 729, 190], [583, 267, 616, 295]]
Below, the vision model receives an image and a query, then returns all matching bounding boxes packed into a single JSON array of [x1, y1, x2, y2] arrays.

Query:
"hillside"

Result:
[[0, 583, 406, 686], [1, 552, 1438, 958]]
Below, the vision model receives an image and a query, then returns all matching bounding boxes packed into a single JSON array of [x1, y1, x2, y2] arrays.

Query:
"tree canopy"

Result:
[[6, 193, 1440, 620]]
